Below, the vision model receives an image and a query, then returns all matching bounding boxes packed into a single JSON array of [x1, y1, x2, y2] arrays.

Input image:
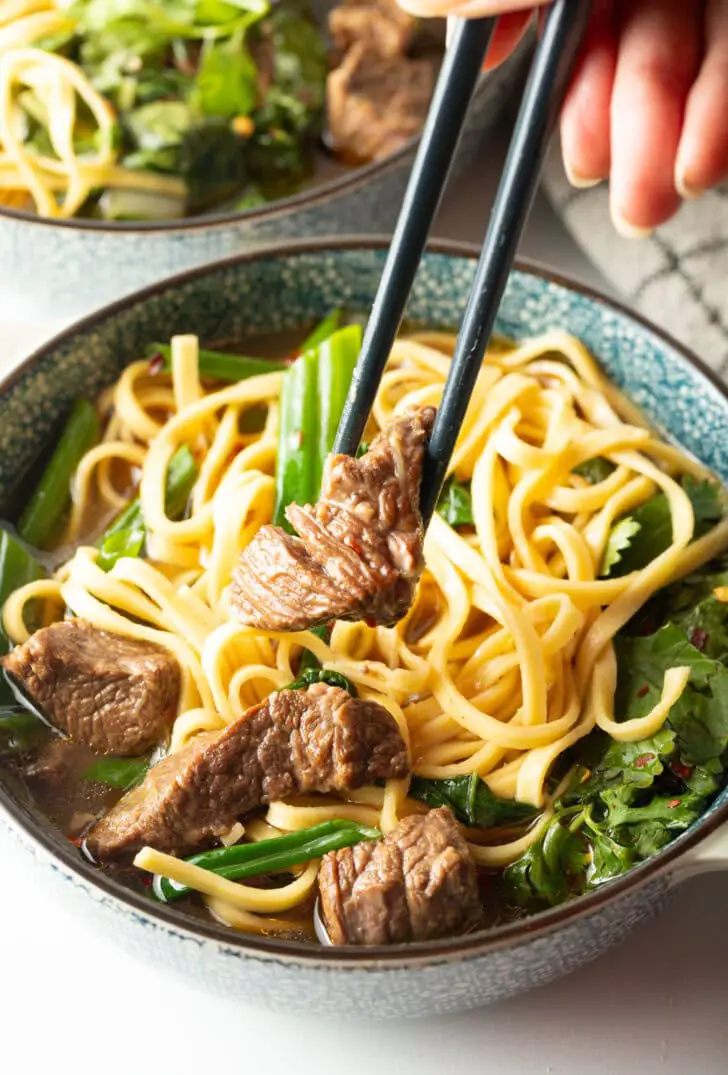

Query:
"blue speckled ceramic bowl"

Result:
[[1, 238, 727, 1018], [0, 27, 531, 323]]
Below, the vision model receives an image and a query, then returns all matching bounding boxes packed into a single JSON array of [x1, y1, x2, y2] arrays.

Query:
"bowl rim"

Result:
[[1, 233, 727, 970]]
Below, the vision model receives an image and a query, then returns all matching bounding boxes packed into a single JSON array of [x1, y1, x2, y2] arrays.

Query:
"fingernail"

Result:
[[610, 205, 653, 240], [675, 171, 704, 201], [563, 160, 602, 190]]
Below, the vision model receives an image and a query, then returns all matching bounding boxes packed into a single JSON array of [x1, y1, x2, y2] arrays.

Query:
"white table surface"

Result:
[[2, 135, 728, 1075]]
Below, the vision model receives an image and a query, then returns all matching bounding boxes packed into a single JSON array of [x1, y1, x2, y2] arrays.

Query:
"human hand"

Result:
[[396, 1, 728, 238]]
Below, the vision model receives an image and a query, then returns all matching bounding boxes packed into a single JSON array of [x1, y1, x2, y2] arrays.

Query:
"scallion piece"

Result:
[[149, 343, 286, 383], [18, 399, 100, 550], [273, 347, 319, 529], [316, 324, 362, 492], [272, 324, 362, 528], [150, 819, 380, 902], [299, 310, 341, 351]]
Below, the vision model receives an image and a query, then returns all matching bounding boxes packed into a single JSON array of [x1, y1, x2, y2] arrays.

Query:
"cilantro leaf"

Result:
[[600, 517, 640, 576], [436, 478, 474, 527], [409, 774, 537, 830], [604, 477, 724, 577]]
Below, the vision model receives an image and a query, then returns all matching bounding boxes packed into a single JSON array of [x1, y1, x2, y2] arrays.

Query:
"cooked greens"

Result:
[[96, 444, 198, 570], [410, 774, 538, 830], [24, 0, 328, 219], [502, 560, 728, 910]]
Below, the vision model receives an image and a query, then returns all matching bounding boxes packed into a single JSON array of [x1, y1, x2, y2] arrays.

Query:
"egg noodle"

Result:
[[0, 0, 186, 216], [5, 328, 728, 935]]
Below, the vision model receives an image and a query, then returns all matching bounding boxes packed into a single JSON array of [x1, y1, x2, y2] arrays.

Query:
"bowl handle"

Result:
[[669, 820, 728, 887]]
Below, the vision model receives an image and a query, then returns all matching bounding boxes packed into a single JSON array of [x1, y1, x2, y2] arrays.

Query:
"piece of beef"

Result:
[[2, 620, 180, 757], [230, 407, 435, 631], [318, 807, 480, 945], [329, 0, 415, 59], [85, 682, 409, 859], [326, 45, 436, 162]]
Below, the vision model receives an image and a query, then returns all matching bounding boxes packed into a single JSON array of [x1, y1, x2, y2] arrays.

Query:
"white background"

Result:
[[1, 134, 727, 1073]]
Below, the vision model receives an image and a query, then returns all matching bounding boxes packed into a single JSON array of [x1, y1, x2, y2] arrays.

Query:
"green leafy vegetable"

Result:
[[436, 478, 474, 527], [572, 457, 615, 484], [504, 814, 591, 906], [603, 477, 724, 578], [193, 39, 257, 119], [284, 667, 357, 697], [178, 120, 248, 211], [504, 548, 728, 910], [83, 754, 151, 789], [97, 444, 197, 571], [123, 100, 192, 173], [0, 708, 46, 758], [18, 399, 100, 550], [409, 774, 537, 830], [150, 818, 380, 902], [614, 625, 728, 765], [297, 623, 331, 676], [600, 517, 640, 575]]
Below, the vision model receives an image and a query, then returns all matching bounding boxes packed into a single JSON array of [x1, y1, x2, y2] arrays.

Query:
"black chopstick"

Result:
[[419, 0, 593, 525], [333, 15, 497, 457]]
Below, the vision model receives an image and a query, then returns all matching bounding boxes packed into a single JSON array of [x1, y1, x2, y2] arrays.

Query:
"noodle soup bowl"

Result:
[[1, 238, 727, 1018], [0, 15, 531, 324]]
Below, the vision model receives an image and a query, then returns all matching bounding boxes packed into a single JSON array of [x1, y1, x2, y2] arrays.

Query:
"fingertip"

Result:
[[562, 157, 602, 189], [609, 204, 654, 241]]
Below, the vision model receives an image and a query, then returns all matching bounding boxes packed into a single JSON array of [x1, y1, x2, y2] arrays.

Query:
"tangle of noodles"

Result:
[[5, 328, 728, 936]]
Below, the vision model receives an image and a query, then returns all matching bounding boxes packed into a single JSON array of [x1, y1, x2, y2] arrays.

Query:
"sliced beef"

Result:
[[329, 0, 415, 59], [318, 807, 480, 945], [326, 45, 436, 162], [230, 407, 434, 631], [85, 682, 409, 859], [2, 619, 180, 757]]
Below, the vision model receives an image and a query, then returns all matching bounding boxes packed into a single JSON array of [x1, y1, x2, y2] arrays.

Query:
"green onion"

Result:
[[148, 312, 340, 385], [273, 346, 319, 529], [151, 819, 380, 903], [300, 310, 341, 351], [273, 324, 362, 528], [149, 342, 286, 383], [97, 445, 197, 571], [315, 324, 362, 492], [18, 399, 100, 549]]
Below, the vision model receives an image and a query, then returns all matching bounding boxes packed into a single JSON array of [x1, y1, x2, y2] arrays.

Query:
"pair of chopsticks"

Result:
[[333, 0, 593, 524]]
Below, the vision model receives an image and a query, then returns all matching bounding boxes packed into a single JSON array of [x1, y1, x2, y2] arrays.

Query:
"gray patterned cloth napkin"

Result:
[[542, 146, 728, 377]]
